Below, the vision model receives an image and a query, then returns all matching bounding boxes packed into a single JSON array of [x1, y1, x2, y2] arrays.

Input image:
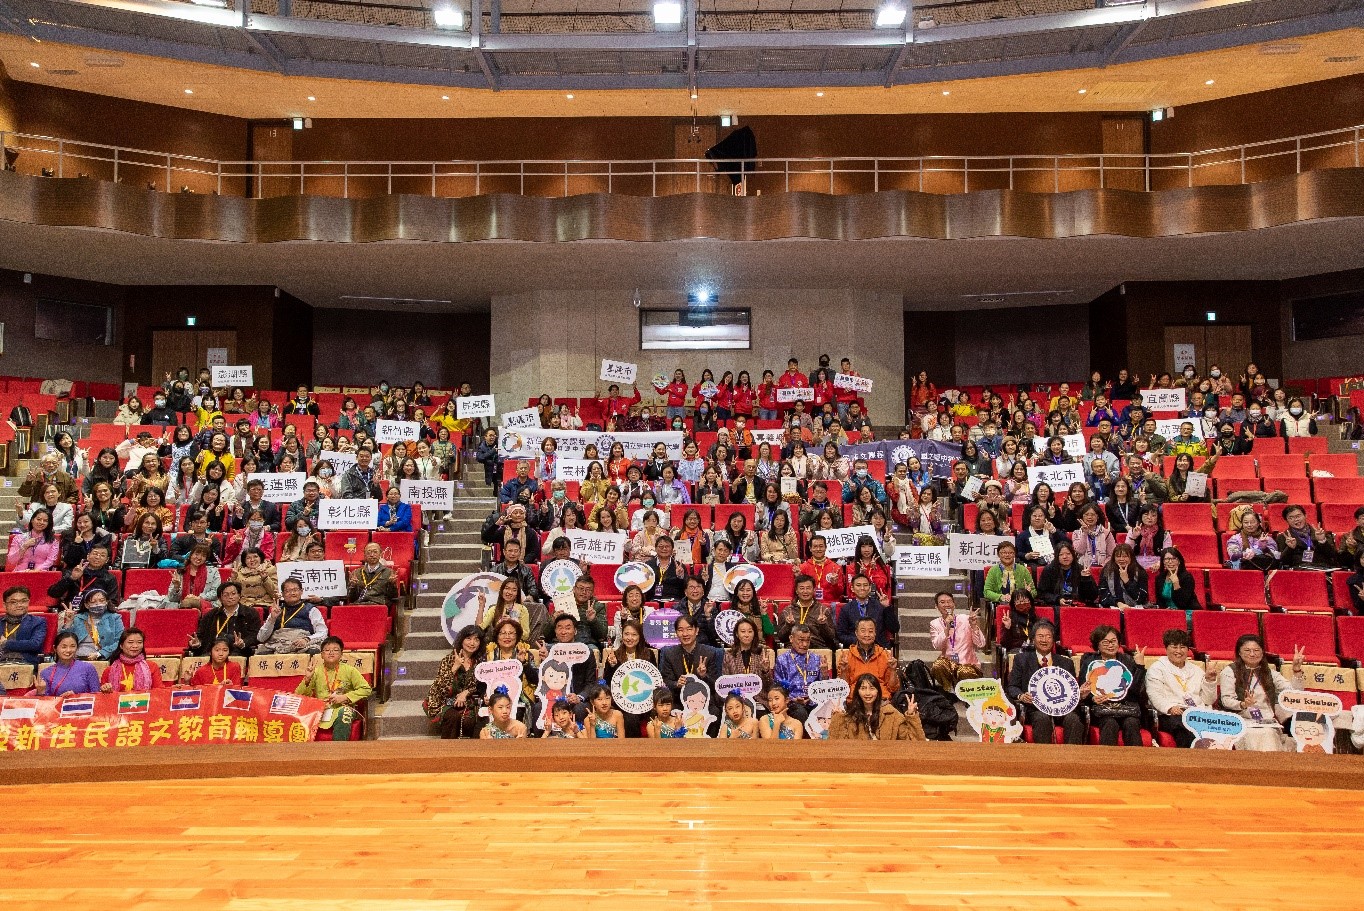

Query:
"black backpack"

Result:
[[893, 686, 959, 741]]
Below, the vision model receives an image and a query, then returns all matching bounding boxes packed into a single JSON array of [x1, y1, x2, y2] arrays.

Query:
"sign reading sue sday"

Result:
[[456, 395, 496, 420], [318, 498, 378, 530], [600, 359, 638, 384], [210, 365, 253, 387]]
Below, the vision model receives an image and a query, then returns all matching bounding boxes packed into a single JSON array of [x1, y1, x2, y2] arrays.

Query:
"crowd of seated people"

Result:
[[2, 356, 1362, 751]]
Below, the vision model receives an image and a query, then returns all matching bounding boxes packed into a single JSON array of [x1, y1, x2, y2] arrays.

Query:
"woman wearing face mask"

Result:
[[224, 506, 277, 566], [1241, 402, 1279, 438], [1279, 397, 1318, 437], [58, 589, 124, 660], [693, 401, 717, 433]]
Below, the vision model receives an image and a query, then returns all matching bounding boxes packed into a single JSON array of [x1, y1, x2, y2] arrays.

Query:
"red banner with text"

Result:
[[0, 685, 325, 751]]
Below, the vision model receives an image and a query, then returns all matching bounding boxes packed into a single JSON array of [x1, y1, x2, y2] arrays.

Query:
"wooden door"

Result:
[[667, 122, 720, 196], [1101, 115, 1147, 191], [1206, 325, 1253, 379], [251, 123, 296, 199], [1163, 326, 1206, 376], [151, 329, 238, 384]]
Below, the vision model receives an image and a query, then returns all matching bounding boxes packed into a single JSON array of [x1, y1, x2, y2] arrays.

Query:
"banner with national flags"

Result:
[[0, 686, 326, 752]]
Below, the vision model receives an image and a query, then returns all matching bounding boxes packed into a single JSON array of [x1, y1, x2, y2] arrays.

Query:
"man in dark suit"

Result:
[[658, 614, 723, 730], [1004, 621, 1085, 745]]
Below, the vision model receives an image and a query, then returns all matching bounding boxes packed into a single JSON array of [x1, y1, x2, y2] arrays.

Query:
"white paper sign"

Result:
[[499, 429, 684, 461], [751, 429, 785, 447], [205, 347, 229, 368], [374, 420, 421, 445], [600, 359, 638, 384], [1173, 344, 1197, 373], [780, 477, 798, 498], [211, 365, 253, 387], [318, 498, 379, 530], [1027, 463, 1086, 492], [895, 546, 950, 578], [275, 560, 348, 598], [1029, 533, 1055, 562], [400, 479, 454, 510], [947, 533, 1015, 570], [960, 476, 983, 501], [317, 450, 357, 475], [553, 459, 597, 482], [564, 528, 628, 565], [815, 524, 877, 560], [1183, 471, 1209, 499], [1140, 388, 1187, 412], [1156, 418, 1199, 440], [833, 373, 873, 394], [456, 395, 496, 420], [256, 472, 306, 503], [501, 407, 541, 431], [1061, 434, 1087, 458], [776, 387, 815, 404]]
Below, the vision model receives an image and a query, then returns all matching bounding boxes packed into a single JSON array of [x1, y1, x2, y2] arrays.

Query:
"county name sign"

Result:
[[318, 498, 379, 530], [456, 395, 496, 420], [210, 365, 253, 387]]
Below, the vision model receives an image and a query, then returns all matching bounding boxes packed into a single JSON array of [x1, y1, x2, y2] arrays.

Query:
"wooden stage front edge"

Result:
[[4, 739, 1362, 790]]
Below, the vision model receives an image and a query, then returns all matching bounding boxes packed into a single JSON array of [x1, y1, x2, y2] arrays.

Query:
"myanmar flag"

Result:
[[117, 692, 151, 714]]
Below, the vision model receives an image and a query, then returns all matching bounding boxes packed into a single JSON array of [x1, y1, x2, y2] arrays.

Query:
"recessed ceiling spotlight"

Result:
[[815, 91, 824, 97], [566, 93, 574, 99], [185, 88, 194, 94], [30, 61, 39, 68], [307, 95, 316, 101], [941, 89, 950, 96], [1205, 79, 1215, 85], [1077, 88, 1087, 94], [441, 95, 449, 100]]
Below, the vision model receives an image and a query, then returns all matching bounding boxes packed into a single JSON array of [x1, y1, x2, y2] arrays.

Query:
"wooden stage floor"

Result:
[[4, 742, 1364, 910]]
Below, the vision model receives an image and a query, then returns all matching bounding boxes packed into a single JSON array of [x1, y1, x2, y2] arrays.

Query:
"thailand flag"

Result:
[[170, 689, 202, 712], [270, 693, 302, 715], [222, 687, 254, 711], [60, 696, 95, 718]]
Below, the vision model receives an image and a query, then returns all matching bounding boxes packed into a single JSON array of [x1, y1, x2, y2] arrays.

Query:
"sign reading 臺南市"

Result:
[[1140, 388, 1187, 412], [501, 407, 541, 431], [894, 547, 949, 578], [553, 459, 599, 482], [815, 524, 877, 560], [947, 533, 1015, 571], [399, 479, 454, 511], [1027, 666, 1081, 718], [1027, 463, 1086, 492], [375, 420, 422, 445], [456, 395, 496, 420], [0, 685, 324, 752], [775, 387, 815, 404], [600, 359, 638, 385], [833, 373, 873, 394], [210, 365, 253, 387], [255, 472, 306, 504], [499, 429, 685, 461], [564, 529, 627, 565], [318, 498, 379, 530], [275, 560, 348, 598]]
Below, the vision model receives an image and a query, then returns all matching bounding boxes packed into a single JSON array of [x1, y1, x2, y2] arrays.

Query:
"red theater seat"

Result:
[[1192, 610, 1260, 661], [1262, 613, 1338, 665], [1207, 569, 1268, 612], [1267, 571, 1332, 613], [1122, 607, 1186, 652], [137, 609, 199, 656], [1057, 606, 1122, 654], [328, 605, 391, 650]]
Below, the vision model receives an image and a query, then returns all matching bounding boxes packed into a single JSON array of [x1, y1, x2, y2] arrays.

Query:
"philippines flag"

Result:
[[222, 687, 254, 711], [170, 689, 202, 712], [60, 696, 95, 718], [270, 693, 302, 715]]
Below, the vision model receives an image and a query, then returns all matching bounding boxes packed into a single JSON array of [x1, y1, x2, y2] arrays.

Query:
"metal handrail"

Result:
[[1, 124, 1359, 199]]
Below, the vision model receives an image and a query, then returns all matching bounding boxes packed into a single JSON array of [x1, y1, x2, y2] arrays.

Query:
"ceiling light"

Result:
[[441, 95, 449, 100], [30, 61, 39, 68], [719, 114, 732, 127], [432, 6, 464, 28], [566, 93, 574, 100], [1077, 88, 1087, 94], [1205, 79, 1215, 85], [653, 0, 683, 28], [307, 95, 316, 101], [941, 90, 950, 96], [184, 88, 194, 94], [690, 91, 698, 100], [874, 4, 906, 28], [1151, 108, 1165, 122], [189, 0, 228, 6], [815, 91, 824, 97]]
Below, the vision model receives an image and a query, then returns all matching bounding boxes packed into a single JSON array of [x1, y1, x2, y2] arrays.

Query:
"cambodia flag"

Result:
[[170, 689, 202, 712], [222, 687, 254, 711]]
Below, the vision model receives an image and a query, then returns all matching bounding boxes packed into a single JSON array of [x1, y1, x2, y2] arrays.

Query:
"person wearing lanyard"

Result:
[[928, 592, 986, 691], [101, 628, 163, 693], [36, 631, 101, 695], [46, 544, 120, 611], [58, 589, 123, 661], [774, 625, 826, 722], [776, 575, 838, 651], [189, 582, 262, 658], [296, 636, 373, 741], [1217, 634, 1306, 752], [1005, 621, 1085, 745], [1145, 629, 1218, 748], [834, 574, 895, 650], [658, 614, 723, 716], [1276, 505, 1337, 570], [0, 586, 47, 667], [187, 637, 244, 686], [256, 578, 329, 655]]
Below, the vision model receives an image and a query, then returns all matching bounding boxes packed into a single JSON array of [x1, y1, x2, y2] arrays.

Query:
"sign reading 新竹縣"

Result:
[[318, 498, 379, 530], [1140, 388, 1187, 412], [275, 560, 348, 598], [600, 359, 638, 385], [400, 479, 454, 511], [833, 373, 873, 394], [564, 529, 628, 565], [211, 365, 253, 387], [375, 420, 422, 445], [894, 546, 949, 578], [456, 395, 496, 420]]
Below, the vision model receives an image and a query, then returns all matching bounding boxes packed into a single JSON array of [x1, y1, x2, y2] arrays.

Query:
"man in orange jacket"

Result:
[[836, 617, 900, 698]]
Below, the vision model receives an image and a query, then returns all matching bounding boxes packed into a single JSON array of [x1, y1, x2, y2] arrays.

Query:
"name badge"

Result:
[[1184, 696, 1197, 708], [1249, 707, 1264, 722], [1302, 549, 1314, 565]]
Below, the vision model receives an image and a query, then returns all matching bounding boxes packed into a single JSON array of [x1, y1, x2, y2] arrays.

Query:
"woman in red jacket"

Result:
[[757, 369, 779, 421], [812, 369, 837, 410], [846, 535, 892, 604], [715, 371, 735, 424], [692, 368, 717, 410], [660, 369, 689, 423], [732, 370, 757, 419]]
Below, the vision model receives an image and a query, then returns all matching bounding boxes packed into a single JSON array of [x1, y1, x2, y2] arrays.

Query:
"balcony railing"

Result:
[[2, 124, 1360, 200]]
